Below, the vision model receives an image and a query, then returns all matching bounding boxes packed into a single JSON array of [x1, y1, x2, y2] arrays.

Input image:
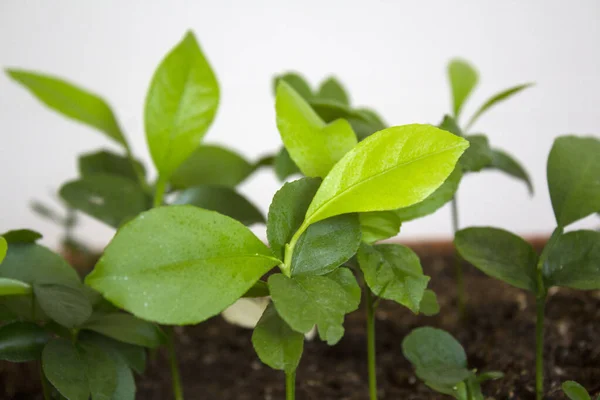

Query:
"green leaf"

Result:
[[317, 77, 350, 106], [0, 322, 51, 362], [172, 185, 264, 226], [267, 178, 321, 260], [60, 174, 150, 228], [308, 101, 385, 142], [438, 115, 463, 137], [6, 69, 126, 146], [0, 237, 6, 263], [78, 342, 118, 400], [273, 72, 312, 100], [454, 227, 538, 292], [276, 81, 357, 177], [402, 327, 470, 387], [79, 331, 146, 375], [243, 281, 270, 298], [476, 371, 504, 383], [1, 229, 42, 244], [251, 303, 304, 373], [145, 31, 219, 180], [274, 147, 301, 181], [448, 59, 478, 119], [291, 214, 361, 276], [394, 166, 462, 222], [486, 149, 533, 194], [0, 277, 32, 296], [269, 268, 360, 345], [31, 201, 73, 227], [460, 135, 493, 172], [303, 124, 469, 226], [466, 83, 534, 130], [170, 144, 254, 190], [34, 284, 92, 328], [79, 150, 145, 182], [544, 230, 600, 290], [357, 243, 429, 313], [43, 339, 90, 400], [547, 135, 600, 227], [82, 313, 164, 348], [562, 381, 591, 400], [105, 349, 135, 400], [419, 290, 440, 316], [359, 211, 402, 244], [86, 206, 280, 325]]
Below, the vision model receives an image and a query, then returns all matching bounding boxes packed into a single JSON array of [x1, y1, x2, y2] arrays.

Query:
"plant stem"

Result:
[[167, 327, 184, 400], [153, 176, 167, 208], [285, 371, 296, 400], [39, 362, 52, 400], [125, 144, 150, 192], [365, 288, 378, 400], [465, 379, 473, 400], [451, 196, 466, 318], [535, 295, 546, 400]]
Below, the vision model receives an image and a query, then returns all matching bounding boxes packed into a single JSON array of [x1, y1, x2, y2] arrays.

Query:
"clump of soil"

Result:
[[2, 240, 599, 399]]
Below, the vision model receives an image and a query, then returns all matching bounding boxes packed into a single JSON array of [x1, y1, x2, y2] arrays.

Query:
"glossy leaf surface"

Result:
[[0, 322, 51, 362]]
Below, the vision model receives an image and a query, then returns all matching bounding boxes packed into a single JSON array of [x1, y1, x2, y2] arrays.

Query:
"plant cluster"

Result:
[[1, 30, 598, 400]]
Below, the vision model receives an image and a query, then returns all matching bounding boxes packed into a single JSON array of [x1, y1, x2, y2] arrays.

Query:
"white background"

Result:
[[1, 0, 599, 250]]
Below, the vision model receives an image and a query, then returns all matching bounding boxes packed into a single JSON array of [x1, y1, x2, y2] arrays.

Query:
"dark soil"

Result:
[[2, 240, 599, 399]]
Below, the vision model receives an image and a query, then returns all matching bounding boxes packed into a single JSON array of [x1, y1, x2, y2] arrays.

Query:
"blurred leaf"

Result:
[[86, 206, 280, 325], [438, 115, 463, 137], [34, 283, 92, 328], [243, 281, 269, 298], [252, 303, 304, 373], [0, 277, 31, 296], [60, 174, 150, 228], [466, 83, 534, 130], [562, 381, 591, 400], [273, 72, 312, 100], [1, 229, 42, 244], [455, 227, 538, 292], [486, 149, 533, 194], [547, 135, 600, 227], [6, 69, 126, 146], [82, 313, 164, 348], [419, 290, 440, 316], [79, 150, 145, 182], [317, 77, 350, 105], [31, 201, 68, 226], [359, 211, 402, 244], [0, 322, 51, 362], [172, 185, 264, 226], [170, 144, 254, 190], [274, 147, 301, 181], [447, 59, 478, 119], [0, 237, 6, 263], [276, 81, 357, 177], [145, 31, 219, 179], [460, 135, 492, 172], [476, 371, 504, 383], [79, 331, 146, 375]]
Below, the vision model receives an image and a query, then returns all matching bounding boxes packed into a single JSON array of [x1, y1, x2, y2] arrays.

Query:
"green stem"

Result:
[[167, 327, 184, 400], [282, 222, 309, 276], [451, 196, 466, 318], [285, 371, 296, 400], [465, 379, 473, 400], [535, 295, 546, 400], [39, 362, 52, 400], [125, 144, 150, 192], [153, 176, 167, 208], [365, 288, 378, 400]]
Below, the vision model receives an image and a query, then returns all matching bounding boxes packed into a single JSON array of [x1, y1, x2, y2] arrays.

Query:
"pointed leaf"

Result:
[[172, 185, 264, 226], [291, 214, 361, 276], [251, 303, 304, 373], [276, 81, 357, 177], [269, 268, 360, 345], [6, 69, 126, 146], [86, 206, 280, 325], [43, 339, 90, 400], [317, 77, 350, 105], [454, 227, 538, 292], [60, 174, 150, 228], [0, 322, 51, 362], [448, 59, 478, 119], [544, 230, 600, 290], [357, 243, 429, 312], [273, 72, 312, 100], [82, 313, 164, 348], [304, 124, 469, 225], [31, 201, 70, 227], [1, 229, 42, 244], [274, 147, 301, 181], [359, 211, 402, 244], [466, 83, 534, 130], [0, 277, 32, 296], [460, 135, 493, 172], [34, 283, 93, 328], [267, 178, 321, 260], [486, 149, 533, 194], [547, 135, 600, 227], [562, 381, 591, 400], [395, 166, 462, 222], [79, 150, 145, 182], [145, 31, 220, 179], [170, 145, 253, 189]]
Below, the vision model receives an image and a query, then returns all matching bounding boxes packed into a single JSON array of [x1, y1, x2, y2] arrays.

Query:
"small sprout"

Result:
[[562, 380, 598, 400]]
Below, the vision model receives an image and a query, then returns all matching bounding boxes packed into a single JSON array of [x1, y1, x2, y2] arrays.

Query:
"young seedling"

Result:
[[0, 230, 164, 400], [85, 77, 468, 399], [402, 327, 503, 399], [6, 30, 269, 399], [562, 381, 599, 400], [454, 135, 600, 399], [443, 59, 534, 315]]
